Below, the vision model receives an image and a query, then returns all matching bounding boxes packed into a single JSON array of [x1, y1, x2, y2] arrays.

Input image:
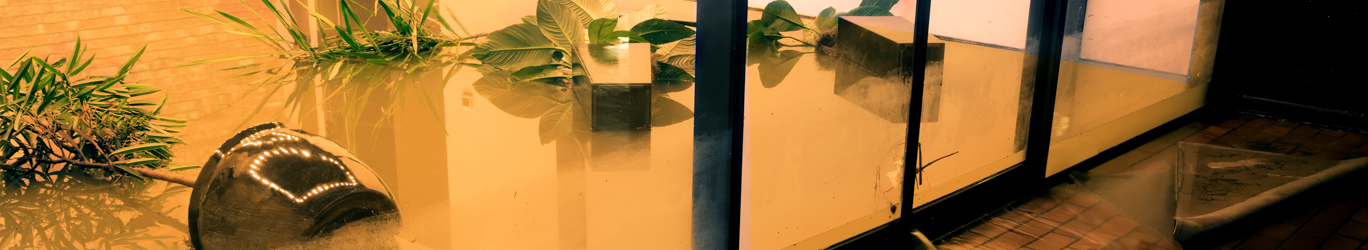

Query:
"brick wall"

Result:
[[2, 0, 292, 167]]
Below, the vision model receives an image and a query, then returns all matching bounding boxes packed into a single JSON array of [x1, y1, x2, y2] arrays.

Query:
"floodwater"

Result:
[[0, 0, 1210, 249]]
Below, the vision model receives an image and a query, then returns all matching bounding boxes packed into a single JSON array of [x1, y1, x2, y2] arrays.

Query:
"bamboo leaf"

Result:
[[112, 165, 147, 180], [67, 37, 83, 74], [168, 165, 200, 171], [177, 55, 274, 67], [116, 45, 146, 76], [110, 143, 169, 156]]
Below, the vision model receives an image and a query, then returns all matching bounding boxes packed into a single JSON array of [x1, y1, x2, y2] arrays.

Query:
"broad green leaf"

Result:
[[521, 15, 538, 25], [630, 19, 696, 45], [538, 0, 586, 48], [548, 0, 617, 27], [654, 35, 694, 57], [587, 18, 618, 43], [651, 96, 692, 127], [760, 0, 807, 32], [654, 62, 693, 93], [603, 31, 649, 43], [846, 6, 894, 16], [759, 50, 805, 88], [471, 71, 561, 118], [664, 54, 694, 75], [538, 102, 574, 144], [617, 3, 666, 31], [860, 0, 900, 10], [473, 23, 566, 71], [817, 7, 839, 32], [509, 64, 570, 83]]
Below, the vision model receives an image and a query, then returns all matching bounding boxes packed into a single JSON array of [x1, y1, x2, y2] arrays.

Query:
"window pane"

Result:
[[741, 0, 1035, 248]]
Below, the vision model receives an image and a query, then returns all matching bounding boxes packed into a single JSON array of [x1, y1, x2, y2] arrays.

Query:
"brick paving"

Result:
[[936, 113, 1368, 249]]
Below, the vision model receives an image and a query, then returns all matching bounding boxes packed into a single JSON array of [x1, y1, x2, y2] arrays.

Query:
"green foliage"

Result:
[[472, 0, 695, 144], [747, 0, 900, 54], [183, 0, 475, 140], [1, 39, 187, 184], [0, 172, 188, 249], [747, 0, 899, 87]]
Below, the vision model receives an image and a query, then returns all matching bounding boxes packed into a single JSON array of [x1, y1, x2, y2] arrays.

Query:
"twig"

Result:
[[34, 158, 196, 187]]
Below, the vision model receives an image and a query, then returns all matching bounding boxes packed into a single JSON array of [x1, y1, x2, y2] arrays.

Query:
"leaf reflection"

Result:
[[0, 169, 187, 249], [757, 50, 806, 88]]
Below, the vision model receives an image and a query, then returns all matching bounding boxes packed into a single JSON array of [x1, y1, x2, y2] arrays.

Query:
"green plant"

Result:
[[1, 39, 194, 186], [471, 0, 697, 144], [183, 0, 477, 134], [747, 0, 899, 87], [748, 0, 900, 54]]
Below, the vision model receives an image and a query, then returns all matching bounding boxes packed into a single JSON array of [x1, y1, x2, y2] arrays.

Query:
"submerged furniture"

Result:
[[834, 16, 944, 124], [576, 43, 655, 132], [188, 122, 400, 249]]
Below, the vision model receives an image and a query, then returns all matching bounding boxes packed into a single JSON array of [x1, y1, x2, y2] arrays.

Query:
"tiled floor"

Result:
[[935, 113, 1368, 250]]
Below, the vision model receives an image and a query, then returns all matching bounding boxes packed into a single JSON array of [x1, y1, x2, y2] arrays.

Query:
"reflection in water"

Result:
[[0, 171, 189, 249], [191, 123, 399, 249]]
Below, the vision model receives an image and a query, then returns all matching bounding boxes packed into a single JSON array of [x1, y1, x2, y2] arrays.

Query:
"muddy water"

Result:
[[741, 15, 1032, 250]]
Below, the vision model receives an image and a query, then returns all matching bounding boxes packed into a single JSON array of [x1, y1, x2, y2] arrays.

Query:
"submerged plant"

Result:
[[183, 0, 477, 140], [471, 0, 697, 144], [746, 0, 900, 88], [1, 39, 194, 187], [0, 171, 189, 249]]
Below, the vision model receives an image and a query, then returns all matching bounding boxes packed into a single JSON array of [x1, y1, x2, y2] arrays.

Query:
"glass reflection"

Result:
[[743, 0, 1034, 248]]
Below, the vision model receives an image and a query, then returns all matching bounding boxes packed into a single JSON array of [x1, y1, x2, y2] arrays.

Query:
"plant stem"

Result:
[[35, 157, 196, 187]]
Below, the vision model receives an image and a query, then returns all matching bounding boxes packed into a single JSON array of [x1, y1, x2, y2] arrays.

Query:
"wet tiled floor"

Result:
[[936, 113, 1368, 250]]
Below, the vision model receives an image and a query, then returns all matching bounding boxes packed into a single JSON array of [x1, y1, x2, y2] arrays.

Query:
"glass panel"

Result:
[[1050, 0, 1204, 146], [913, 0, 1034, 207], [741, 0, 1033, 248], [1, 0, 701, 249]]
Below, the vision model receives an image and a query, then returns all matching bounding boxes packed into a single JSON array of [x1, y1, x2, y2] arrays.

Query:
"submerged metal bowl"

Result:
[[188, 123, 399, 249]]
